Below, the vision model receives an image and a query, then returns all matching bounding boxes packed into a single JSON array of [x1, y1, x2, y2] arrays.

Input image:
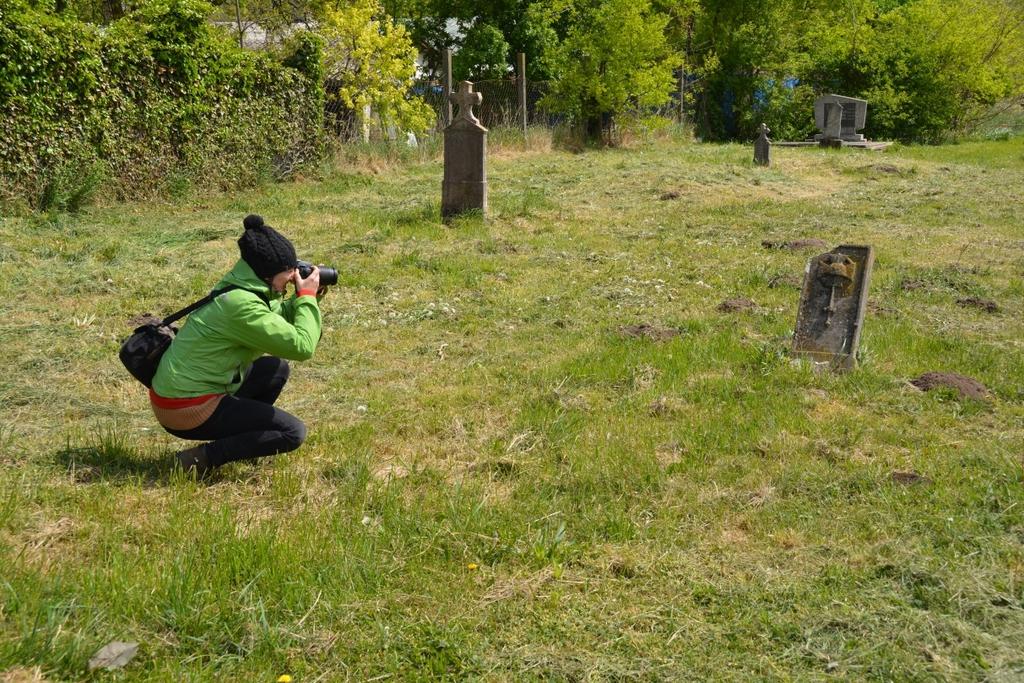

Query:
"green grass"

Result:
[[1, 134, 1023, 680]]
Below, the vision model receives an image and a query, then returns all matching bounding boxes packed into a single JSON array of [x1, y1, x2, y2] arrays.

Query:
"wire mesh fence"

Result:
[[323, 76, 680, 142], [412, 78, 562, 129], [323, 77, 566, 141]]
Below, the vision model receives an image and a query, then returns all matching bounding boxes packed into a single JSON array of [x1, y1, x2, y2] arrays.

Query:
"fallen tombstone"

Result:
[[910, 372, 988, 400], [792, 245, 875, 370]]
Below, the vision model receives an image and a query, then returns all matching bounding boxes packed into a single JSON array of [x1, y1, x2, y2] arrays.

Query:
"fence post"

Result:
[[517, 52, 527, 137], [443, 49, 454, 127], [678, 64, 685, 124]]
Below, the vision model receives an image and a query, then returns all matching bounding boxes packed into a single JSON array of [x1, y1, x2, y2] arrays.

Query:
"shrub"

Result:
[[0, 0, 325, 209]]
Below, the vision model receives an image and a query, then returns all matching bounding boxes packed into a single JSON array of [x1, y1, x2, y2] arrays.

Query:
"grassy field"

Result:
[[1, 132, 1023, 681]]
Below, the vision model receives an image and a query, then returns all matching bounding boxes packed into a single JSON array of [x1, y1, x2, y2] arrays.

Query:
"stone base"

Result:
[[813, 134, 866, 143], [775, 140, 893, 150], [441, 181, 488, 222]]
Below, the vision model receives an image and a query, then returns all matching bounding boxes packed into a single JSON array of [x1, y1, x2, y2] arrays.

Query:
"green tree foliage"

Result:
[[382, 0, 559, 80], [453, 21, 510, 81], [681, 0, 1024, 142], [853, 0, 1024, 141], [319, 0, 434, 135], [542, 0, 677, 139]]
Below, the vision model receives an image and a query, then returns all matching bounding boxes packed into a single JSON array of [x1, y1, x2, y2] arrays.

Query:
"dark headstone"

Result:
[[792, 245, 875, 370], [442, 81, 488, 222], [754, 122, 771, 166]]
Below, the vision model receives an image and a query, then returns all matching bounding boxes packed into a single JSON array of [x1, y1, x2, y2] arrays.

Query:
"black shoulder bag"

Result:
[[119, 286, 238, 388]]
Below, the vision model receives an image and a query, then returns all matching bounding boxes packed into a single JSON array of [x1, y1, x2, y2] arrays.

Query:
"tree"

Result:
[[453, 21, 509, 80], [320, 0, 434, 135], [542, 0, 676, 140], [382, 0, 560, 79]]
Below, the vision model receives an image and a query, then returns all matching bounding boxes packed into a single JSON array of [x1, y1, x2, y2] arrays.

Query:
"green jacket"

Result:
[[152, 259, 321, 397]]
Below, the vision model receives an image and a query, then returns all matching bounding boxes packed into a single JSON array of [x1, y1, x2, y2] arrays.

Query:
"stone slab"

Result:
[[814, 94, 867, 142], [774, 140, 893, 150], [792, 245, 874, 370]]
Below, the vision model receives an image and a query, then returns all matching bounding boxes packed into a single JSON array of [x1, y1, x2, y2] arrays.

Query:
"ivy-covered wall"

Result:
[[0, 0, 325, 209]]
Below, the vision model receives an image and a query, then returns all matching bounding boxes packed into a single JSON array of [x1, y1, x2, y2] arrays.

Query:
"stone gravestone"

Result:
[[819, 102, 844, 147], [754, 123, 771, 166], [814, 94, 868, 144], [442, 81, 488, 222], [792, 245, 875, 370]]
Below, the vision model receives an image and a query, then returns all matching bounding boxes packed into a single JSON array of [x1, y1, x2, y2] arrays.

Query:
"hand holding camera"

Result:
[[295, 260, 337, 298], [294, 263, 320, 292]]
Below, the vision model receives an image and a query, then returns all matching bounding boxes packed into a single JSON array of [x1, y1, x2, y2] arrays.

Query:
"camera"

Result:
[[297, 260, 338, 287]]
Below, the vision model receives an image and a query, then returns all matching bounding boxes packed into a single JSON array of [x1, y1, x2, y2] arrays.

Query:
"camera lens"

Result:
[[319, 267, 338, 287], [297, 260, 337, 287]]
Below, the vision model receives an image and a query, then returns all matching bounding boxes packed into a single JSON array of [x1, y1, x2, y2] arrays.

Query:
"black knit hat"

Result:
[[237, 214, 297, 280]]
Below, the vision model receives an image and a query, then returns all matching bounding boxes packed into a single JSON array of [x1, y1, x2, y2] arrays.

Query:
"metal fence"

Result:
[[323, 75, 681, 141], [412, 78, 559, 129], [323, 77, 563, 141]]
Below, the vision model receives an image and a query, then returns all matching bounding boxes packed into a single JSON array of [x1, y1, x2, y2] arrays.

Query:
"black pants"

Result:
[[166, 356, 307, 468]]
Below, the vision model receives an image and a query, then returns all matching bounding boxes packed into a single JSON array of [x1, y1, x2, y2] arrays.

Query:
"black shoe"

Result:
[[175, 444, 213, 479]]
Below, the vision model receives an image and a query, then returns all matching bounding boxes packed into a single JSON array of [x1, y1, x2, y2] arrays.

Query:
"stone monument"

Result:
[[754, 123, 771, 166], [792, 245, 875, 370], [442, 81, 487, 222], [814, 94, 868, 145], [819, 102, 844, 147], [775, 94, 889, 150]]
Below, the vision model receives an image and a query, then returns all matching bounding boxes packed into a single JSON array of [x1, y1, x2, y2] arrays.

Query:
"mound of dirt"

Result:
[[900, 279, 927, 291], [717, 298, 757, 313], [910, 371, 989, 400], [659, 190, 681, 201], [761, 239, 828, 251], [864, 163, 902, 175], [619, 324, 684, 341], [127, 313, 161, 327], [891, 471, 931, 486], [957, 297, 1000, 313], [768, 273, 803, 289]]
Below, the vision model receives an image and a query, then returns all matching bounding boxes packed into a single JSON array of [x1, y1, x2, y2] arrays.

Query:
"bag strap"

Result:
[[160, 285, 239, 326]]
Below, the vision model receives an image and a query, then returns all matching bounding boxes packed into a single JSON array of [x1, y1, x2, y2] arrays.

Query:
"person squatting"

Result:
[[148, 214, 326, 477]]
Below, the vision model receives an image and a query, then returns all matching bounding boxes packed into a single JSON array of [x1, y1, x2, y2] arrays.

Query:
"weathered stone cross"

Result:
[[754, 122, 771, 166], [450, 81, 483, 126]]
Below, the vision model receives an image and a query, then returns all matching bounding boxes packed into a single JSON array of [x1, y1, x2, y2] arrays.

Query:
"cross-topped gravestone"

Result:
[[792, 245, 875, 370], [754, 123, 771, 166], [442, 81, 488, 221]]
